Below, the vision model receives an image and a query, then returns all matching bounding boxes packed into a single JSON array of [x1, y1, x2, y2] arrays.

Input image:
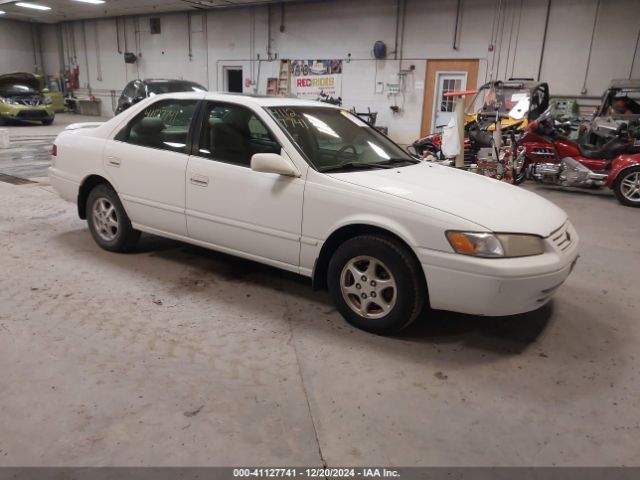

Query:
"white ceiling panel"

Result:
[[0, 0, 314, 23]]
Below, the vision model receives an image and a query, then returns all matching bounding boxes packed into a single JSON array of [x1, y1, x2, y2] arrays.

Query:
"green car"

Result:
[[0, 72, 56, 125]]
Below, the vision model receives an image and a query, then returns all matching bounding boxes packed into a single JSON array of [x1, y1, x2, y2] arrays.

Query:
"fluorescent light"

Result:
[[73, 0, 105, 4], [15, 2, 51, 10]]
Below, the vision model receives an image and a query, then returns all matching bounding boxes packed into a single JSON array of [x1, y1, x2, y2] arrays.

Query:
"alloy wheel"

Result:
[[92, 197, 119, 242], [340, 255, 397, 319], [620, 171, 640, 203]]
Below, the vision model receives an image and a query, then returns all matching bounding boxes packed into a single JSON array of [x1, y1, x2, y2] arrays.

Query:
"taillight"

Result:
[[51, 144, 57, 156]]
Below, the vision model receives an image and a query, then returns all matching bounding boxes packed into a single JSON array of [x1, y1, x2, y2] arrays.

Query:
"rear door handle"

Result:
[[189, 174, 209, 187], [106, 156, 121, 167]]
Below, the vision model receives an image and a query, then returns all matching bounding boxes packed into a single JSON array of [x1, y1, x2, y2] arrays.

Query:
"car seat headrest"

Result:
[[133, 117, 165, 135]]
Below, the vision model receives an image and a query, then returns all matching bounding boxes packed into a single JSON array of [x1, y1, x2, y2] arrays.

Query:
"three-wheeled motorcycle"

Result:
[[516, 109, 640, 207]]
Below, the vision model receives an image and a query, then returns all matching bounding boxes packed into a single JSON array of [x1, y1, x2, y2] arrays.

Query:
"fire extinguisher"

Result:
[[71, 65, 80, 90]]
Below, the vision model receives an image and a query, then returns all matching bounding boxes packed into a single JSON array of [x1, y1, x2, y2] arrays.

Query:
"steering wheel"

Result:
[[333, 144, 357, 161]]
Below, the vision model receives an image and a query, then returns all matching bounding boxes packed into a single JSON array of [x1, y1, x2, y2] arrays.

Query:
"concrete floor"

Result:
[[0, 115, 639, 466]]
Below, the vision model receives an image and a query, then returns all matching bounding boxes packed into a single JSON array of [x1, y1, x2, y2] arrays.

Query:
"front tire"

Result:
[[327, 235, 426, 334], [42, 117, 54, 126], [512, 168, 527, 185], [86, 184, 140, 251], [613, 166, 640, 207]]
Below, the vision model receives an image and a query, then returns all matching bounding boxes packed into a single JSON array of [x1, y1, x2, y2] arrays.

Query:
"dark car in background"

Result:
[[114, 79, 207, 115]]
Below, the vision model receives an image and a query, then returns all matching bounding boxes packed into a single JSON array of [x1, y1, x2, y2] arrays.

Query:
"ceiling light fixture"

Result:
[[0, 10, 6, 14], [73, 0, 106, 4], [15, 2, 52, 10]]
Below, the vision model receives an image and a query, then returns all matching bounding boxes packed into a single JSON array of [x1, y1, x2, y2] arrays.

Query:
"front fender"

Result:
[[322, 213, 422, 250]]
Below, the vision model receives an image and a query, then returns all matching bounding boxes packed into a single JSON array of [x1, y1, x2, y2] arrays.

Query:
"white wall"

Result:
[[0, 18, 40, 73], [33, 0, 640, 143], [542, 0, 640, 96]]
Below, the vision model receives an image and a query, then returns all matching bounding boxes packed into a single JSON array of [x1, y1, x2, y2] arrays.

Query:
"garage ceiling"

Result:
[[0, 0, 313, 23]]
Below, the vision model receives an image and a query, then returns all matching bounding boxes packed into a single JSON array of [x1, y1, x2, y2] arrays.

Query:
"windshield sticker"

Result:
[[510, 92, 529, 102], [509, 98, 530, 120], [271, 107, 308, 129]]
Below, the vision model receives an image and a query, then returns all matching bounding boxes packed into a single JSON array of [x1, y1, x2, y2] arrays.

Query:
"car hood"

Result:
[[328, 162, 567, 237], [0, 72, 42, 92]]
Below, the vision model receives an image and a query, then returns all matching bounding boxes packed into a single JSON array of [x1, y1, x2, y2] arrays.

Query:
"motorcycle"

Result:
[[316, 90, 342, 106], [415, 112, 519, 183], [516, 109, 640, 207]]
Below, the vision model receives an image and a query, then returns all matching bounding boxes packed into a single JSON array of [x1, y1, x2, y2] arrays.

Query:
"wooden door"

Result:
[[421, 59, 479, 136]]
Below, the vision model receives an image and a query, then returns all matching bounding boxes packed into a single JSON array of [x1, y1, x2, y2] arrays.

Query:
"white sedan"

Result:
[[49, 92, 578, 334]]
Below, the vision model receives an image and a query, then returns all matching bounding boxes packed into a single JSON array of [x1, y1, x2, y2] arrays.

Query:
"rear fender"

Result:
[[607, 155, 640, 188]]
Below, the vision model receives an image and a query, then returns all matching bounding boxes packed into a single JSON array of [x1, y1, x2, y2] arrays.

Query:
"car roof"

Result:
[[608, 79, 640, 89], [142, 78, 202, 85], [150, 91, 340, 109]]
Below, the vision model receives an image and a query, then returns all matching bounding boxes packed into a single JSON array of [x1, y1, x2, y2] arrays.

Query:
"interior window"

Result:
[[198, 102, 280, 166], [116, 99, 197, 153]]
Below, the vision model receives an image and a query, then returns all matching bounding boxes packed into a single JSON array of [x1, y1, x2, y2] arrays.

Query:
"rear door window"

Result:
[[115, 99, 198, 153]]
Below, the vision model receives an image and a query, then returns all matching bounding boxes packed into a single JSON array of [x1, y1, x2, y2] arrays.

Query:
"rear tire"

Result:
[[86, 184, 140, 251], [327, 235, 426, 335], [613, 166, 640, 208]]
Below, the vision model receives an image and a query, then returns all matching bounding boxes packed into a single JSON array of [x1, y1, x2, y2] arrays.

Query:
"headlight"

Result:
[[42, 96, 53, 105], [0, 96, 6, 104], [446, 231, 545, 258]]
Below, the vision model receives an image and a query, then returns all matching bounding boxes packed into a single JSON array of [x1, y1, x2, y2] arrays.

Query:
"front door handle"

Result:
[[106, 156, 121, 167], [189, 174, 209, 187]]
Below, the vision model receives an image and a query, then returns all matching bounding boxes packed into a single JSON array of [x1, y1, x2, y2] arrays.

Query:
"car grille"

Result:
[[528, 147, 555, 159], [549, 221, 574, 252], [16, 110, 48, 119]]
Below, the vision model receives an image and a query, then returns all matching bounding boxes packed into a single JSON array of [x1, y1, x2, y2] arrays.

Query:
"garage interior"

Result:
[[1, 0, 640, 471]]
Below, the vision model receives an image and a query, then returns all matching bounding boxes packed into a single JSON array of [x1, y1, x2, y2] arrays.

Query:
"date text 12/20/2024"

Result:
[[233, 468, 401, 478]]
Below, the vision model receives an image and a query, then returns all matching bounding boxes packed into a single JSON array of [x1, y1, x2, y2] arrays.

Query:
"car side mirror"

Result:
[[251, 153, 299, 177]]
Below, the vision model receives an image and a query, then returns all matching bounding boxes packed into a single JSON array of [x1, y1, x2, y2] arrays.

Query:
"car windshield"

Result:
[[268, 106, 417, 172], [147, 81, 207, 95], [467, 85, 531, 119], [0, 83, 39, 96]]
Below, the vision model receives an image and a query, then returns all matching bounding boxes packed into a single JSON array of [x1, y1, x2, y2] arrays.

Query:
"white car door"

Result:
[[185, 101, 305, 269], [103, 98, 199, 236]]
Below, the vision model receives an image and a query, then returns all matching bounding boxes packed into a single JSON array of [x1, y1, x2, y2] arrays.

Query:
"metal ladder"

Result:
[[276, 60, 291, 96]]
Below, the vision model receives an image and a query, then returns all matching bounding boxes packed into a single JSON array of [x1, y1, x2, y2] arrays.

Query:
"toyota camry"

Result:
[[49, 92, 579, 334]]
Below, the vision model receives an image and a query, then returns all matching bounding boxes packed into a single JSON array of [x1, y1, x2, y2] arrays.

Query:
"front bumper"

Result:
[[0, 104, 55, 121], [418, 221, 579, 316]]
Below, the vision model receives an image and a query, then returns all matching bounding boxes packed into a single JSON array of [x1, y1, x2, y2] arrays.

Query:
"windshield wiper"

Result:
[[320, 161, 395, 173], [376, 158, 420, 166]]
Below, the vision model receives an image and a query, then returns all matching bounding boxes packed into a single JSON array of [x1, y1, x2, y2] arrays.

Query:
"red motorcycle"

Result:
[[516, 110, 640, 207]]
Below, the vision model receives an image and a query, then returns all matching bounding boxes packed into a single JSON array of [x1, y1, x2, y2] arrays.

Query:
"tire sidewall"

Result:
[[86, 184, 134, 251], [614, 166, 640, 208], [327, 236, 424, 334]]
